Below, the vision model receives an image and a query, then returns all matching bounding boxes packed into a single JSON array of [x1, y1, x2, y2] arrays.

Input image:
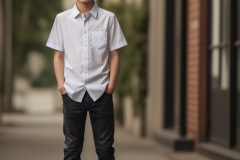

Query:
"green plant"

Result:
[[12, 0, 63, 87], [104, 0, 148, 126]]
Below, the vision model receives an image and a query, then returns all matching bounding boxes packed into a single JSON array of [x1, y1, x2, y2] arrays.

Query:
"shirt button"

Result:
[[85, 71, 87, 73], [85, 45, 87, 47], [85, 58, 87, 60], [84, 31, 87, 33]]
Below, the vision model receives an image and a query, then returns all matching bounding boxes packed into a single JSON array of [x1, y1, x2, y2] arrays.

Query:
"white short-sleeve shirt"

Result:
[[46, 2, 128, 102]]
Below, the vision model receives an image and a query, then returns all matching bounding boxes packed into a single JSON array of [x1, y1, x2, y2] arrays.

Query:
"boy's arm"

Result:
[[54, 49, 66, 95], [105, 49, 120, 94]]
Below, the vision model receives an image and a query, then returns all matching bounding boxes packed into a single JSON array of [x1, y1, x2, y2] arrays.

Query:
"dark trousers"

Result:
[[62, 90, 115, 160]]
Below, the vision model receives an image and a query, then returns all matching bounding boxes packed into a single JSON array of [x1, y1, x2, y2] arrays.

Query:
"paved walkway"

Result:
[[0, 113, 211, 160], [0, 113, 170, 160]]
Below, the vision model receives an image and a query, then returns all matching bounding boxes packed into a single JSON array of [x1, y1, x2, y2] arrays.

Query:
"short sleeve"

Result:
[[46, 15, 64, 52], [108, 15, 128, 52]]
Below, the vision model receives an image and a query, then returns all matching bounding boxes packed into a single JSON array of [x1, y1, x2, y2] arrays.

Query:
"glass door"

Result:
[[235, 0, 240, 151], [208, 0, 230, 147]]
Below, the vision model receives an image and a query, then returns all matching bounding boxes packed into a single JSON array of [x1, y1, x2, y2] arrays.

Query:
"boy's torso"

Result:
[[46, 2, 127, 103]]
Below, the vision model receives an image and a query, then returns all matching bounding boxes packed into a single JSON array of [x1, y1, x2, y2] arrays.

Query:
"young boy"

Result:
[[46, 0, 127, 159]]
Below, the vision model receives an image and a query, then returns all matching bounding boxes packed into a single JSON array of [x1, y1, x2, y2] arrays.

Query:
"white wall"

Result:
[[145, 0, 166, 138]]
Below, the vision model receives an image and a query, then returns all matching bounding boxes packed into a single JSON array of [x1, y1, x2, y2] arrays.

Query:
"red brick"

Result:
[[186, 0, 208, 151]]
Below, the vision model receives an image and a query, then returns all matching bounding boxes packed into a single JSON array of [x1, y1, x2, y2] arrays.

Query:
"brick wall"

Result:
[[186, 0, 208, 150]]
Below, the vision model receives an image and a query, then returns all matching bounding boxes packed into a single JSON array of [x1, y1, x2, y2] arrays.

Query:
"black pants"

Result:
[[62, 90, 115, 160]]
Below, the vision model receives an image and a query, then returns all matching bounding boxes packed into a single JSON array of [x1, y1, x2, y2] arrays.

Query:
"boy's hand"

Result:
[[58, 86, 67, 95], [105, 84, 116, 94], [58, 85, 67, 95]]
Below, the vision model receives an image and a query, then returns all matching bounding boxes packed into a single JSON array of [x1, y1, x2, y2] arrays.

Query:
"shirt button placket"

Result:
[[83, 14, 89, 85]]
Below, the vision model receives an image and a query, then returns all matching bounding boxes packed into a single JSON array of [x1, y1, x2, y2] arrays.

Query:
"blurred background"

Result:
[[0, 0, 240, 160]]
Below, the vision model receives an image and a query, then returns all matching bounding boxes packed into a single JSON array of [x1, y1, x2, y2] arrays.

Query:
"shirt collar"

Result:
[[72, 2, 98, 18]]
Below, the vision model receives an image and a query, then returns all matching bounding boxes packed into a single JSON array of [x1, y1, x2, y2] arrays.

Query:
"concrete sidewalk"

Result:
[[0, 113, 211, 160]]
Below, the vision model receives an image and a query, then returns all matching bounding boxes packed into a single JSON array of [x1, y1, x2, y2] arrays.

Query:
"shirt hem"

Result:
[[85, 85, 97, 101], [95, 90, 106, 101], [80, 88, 87, 102], [93, 82, 109, 101]]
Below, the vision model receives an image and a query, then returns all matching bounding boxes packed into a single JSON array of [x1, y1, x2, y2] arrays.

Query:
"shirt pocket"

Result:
[[92, 31, 107, 49]]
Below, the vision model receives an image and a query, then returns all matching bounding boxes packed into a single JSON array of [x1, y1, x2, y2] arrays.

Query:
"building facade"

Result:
[[146, 0, 240, 159]]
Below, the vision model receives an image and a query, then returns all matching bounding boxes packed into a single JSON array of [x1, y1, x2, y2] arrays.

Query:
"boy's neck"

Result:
[[76, 1, 95, 16]]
